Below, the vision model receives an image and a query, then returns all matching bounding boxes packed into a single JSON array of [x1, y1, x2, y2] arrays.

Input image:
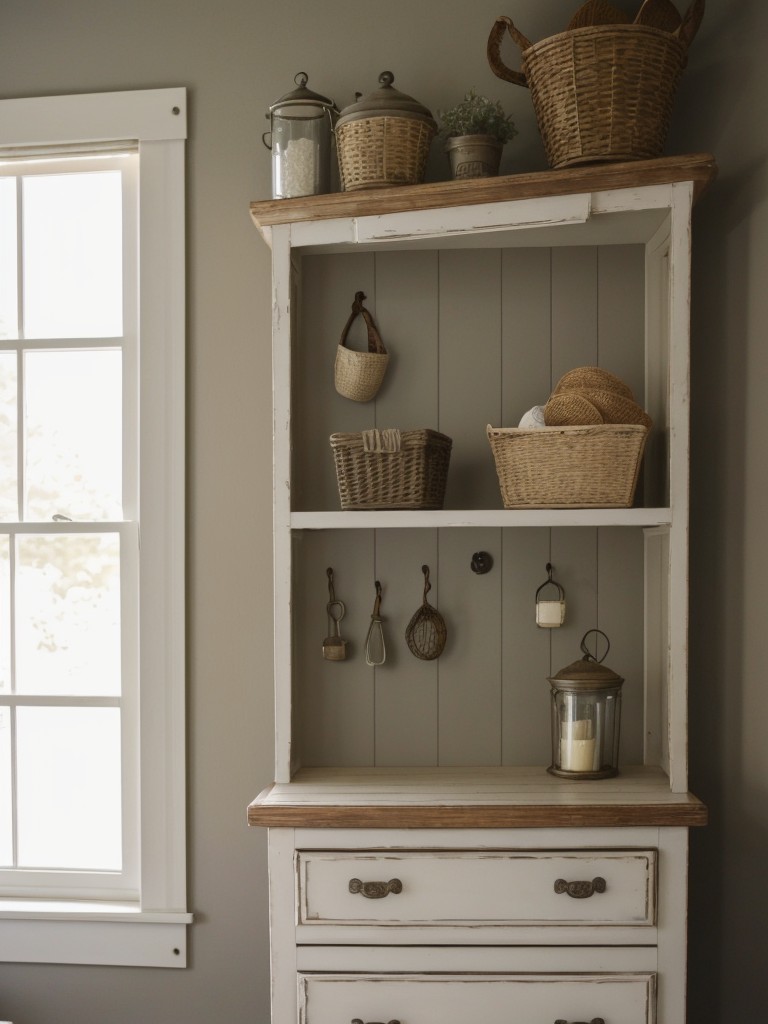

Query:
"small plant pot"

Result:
[[445, 134, 503, 179]]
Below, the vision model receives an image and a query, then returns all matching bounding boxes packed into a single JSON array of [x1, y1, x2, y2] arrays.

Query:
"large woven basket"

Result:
[[336, 116, 435, 191], [487, 1, 704, 168], [487, 423, 648, 508], [331, 428, 452, 510]]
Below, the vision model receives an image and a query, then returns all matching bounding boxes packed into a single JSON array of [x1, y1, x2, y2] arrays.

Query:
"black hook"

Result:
[[471, 551, 493, 574]]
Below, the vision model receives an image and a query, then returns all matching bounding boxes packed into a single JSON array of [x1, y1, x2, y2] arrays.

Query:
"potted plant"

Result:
[[437, 89, 518, 180]]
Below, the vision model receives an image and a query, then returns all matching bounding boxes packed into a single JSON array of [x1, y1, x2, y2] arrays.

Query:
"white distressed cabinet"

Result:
[[249, 154, 716, 1024]]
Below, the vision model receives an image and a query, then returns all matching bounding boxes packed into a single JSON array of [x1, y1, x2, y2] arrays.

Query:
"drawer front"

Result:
[[297, 849, 656, 926], [299, 972, 656, 1024]]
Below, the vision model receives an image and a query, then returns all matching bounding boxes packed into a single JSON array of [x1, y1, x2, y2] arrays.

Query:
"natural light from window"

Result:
[[0, 160, 129, 876]]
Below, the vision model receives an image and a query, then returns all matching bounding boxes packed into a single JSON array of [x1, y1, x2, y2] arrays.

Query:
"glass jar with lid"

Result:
[[263, 72, 338, 199]]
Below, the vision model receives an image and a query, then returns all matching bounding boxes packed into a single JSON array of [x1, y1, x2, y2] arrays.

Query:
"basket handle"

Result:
[[674, 0, 705, 53], [487, 15, 532, 88], [340, 291, 387, 355]]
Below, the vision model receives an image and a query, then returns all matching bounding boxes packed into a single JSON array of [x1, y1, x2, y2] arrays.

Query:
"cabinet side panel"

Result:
[[296, 530, 376, 766], [296, 253, 376, 511], [374, 528, 439, 766]]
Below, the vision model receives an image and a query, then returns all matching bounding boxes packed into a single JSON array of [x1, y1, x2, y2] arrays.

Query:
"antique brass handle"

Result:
[[553, 876, 606, 899], [351, 1019, 401, 1024], [348, 877, 403, 899], [554, 1018, 605, 1024]]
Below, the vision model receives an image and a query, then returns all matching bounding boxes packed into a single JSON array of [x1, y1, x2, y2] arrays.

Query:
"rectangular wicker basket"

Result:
[[486, 423, 649, 509], [330, 428, 452, 510]]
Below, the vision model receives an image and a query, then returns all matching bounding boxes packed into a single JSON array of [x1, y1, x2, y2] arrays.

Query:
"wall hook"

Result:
[[471, 551, 493, 575]]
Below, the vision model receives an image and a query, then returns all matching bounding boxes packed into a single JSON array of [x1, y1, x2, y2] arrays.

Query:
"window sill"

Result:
[[0, 902, 192, 967]]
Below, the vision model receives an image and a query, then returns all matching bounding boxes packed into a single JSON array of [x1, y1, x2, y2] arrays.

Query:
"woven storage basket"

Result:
[[335, 291, 389, 402], [335, 71, 437, 191], [487, 1, 704, 168], [336, 116, 435, 190], [330, 428, 452, 510], [487, 423, 649, 508]]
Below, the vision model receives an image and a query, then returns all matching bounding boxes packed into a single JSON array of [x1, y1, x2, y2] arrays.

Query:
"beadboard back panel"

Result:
[[291, 245, 647, 771]]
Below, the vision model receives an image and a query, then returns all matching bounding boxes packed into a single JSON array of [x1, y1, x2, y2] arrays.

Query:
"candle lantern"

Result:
[[548, 629, 623, 780], [263, 72, 338, 199]]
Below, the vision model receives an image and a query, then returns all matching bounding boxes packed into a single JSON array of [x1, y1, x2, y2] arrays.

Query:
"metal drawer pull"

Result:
[[554, 876, 606, 899], [351, 1019, 401, 1024], [348, 877, 403, 899], [554, 1019, 605, 1024]]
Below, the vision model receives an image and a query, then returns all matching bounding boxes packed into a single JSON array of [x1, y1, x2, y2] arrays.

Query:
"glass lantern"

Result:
[[263, 72, 338, 199], [548, 630, 624, 780]]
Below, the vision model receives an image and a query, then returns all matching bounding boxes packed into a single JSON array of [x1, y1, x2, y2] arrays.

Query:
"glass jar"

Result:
[[548, 630, 624, 780], [263, 72, 338, 199]]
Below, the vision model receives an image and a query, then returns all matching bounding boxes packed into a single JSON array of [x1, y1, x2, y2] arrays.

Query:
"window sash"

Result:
[[0, 520, 139, 897], [0, 87, 188, 967]]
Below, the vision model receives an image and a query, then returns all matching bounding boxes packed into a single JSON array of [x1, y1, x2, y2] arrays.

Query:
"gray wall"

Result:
[[0, 0, 763, 1020]]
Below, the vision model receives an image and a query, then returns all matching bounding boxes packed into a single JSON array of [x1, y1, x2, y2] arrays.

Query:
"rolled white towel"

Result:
[[518, 405, 547, 429]]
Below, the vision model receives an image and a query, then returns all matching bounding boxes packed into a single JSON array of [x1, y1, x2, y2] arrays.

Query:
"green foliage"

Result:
[[437, 89, 518, 143]]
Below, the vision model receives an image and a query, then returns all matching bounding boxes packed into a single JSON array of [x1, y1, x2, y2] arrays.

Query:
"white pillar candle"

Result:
[[536, 599, 565, 627], [560, 737, 597, 772], [559, 719, 596, 772]]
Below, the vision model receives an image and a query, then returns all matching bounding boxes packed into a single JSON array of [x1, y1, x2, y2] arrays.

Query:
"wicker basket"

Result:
[[487, 2, 704, 168], [334, 71, 437, 191], [487, 423, 649, 508], [330, 428, 452, 510], [336, 116, 435, 191], [335, 291, 389, 402]]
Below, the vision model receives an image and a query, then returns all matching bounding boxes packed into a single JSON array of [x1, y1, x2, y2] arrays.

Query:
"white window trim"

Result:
[[0, 88, 190, 968]]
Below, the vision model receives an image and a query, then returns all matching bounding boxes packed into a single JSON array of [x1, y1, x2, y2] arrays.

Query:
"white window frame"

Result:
[[0, 88, 190, 968]]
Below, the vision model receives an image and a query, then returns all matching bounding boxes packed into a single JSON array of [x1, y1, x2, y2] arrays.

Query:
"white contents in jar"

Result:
[[279, 137, 318, 198]]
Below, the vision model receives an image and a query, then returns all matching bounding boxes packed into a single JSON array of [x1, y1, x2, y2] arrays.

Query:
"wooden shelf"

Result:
[[250, 152, 717, 232], [248, 766, 707, 829], [290, 508, 674, 530]]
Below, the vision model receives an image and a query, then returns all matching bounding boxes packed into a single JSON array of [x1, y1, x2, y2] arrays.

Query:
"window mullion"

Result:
[[8, 535, 18, 869]]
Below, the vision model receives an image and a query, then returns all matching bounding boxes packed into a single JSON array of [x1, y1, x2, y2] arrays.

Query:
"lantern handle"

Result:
[[580, 628, 610, 664], [535, 562, 565, 602]]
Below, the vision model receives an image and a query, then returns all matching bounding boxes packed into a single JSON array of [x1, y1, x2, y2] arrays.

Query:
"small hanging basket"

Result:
[[405, 565, 447, 661], [334, 291, 389, 403]]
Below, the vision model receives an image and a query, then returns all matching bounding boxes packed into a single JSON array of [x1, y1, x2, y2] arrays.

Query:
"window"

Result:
[[0, 89, 188, 967]]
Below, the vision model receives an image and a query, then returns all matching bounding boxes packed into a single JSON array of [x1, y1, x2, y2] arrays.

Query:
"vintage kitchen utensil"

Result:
[[322, 567, 348, 661], [364, 580, 386, 666], [634, 0, 683, 31], [405, 564, 447, 661], [535, 562, 566, 628]]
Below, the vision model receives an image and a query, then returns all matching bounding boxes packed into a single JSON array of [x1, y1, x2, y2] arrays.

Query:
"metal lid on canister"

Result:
[[336, 71, 436, 128]]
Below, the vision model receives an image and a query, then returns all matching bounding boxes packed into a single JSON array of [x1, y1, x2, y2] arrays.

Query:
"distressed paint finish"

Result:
[[299, 971, 656, 1024], [254, 162, 713, 1024], [297, 848, 656, 926]]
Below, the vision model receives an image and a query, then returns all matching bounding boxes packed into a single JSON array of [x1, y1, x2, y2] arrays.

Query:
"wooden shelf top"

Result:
[[250, 152, 717, 230], [248, 765, 707, 829]]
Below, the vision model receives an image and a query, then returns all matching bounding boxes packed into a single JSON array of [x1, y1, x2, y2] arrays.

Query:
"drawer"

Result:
[[299, 971, 656, 1024], [296, 849, 656, 926]]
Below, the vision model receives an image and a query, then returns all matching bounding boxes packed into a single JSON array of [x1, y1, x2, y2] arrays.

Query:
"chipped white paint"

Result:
[[254, 160, 708, 1023]]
